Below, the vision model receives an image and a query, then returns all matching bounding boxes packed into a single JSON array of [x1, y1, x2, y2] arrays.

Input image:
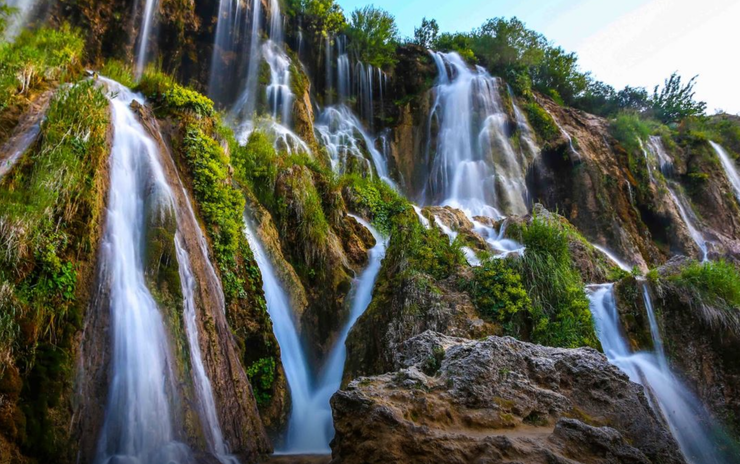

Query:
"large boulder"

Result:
[[331, 332, 685, 464]]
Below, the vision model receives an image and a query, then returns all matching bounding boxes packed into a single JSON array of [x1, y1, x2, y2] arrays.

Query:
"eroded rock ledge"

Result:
[[331, 331, 685, 464]]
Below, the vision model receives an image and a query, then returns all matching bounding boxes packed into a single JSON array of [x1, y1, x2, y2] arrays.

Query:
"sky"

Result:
[[336, 0, 740, 114]]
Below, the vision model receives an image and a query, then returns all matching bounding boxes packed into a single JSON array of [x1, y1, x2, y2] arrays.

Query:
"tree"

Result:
[[286, 0, 346, 39], [616, 86, 650, 113], [651, 72, 707, 123], [345, 6, 399, 68], [413, 17, 438, 49]]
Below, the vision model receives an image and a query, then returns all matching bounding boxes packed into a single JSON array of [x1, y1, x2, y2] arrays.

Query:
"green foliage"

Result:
[[509, 215, 598, 349], [610, 112, 654, 153], [345, 6, 398, 68], [0, 24, 84, 112], [433, 32, 476, 63], [0, 79, 109, 461], [137, 69, 214, 117], [669, 260, 740, 314], [286, 0, 346, 38], [341, 174, 406, 235], [99, 59, 135, 89], [0, 3, 12, 37], [233, 130, 279, 209], [469, 258, 530, 325], [413, 17, 439, 49], [246, 356, 277, 406], [421, 345, 445, 376], [652, 73, 707, 124], [523, 101, 558, 143]]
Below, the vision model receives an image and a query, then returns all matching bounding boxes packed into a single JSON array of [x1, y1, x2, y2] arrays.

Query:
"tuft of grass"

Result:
[[99, 59, 136, 89], [0, 24, 84, 113], [137, 68, 214, 117]]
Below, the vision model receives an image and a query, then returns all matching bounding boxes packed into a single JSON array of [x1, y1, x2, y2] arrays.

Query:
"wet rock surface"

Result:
[[332, 332, 686, 464]]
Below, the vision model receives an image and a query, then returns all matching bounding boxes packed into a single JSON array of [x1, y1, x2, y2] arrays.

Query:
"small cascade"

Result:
[[135, 0, 160, 77], [209, 0, 250, 104], [587, 284, 735, 464], [646, 137, 709, 261], [432, 215, 481, 266], [94, 78, 193, 464], [508, 86, 540, 158], [314, 105, 393, 185], [0, 91, 50, 180], [244, 211, 387, 453], [413, 205, 431, 229], [471, 219, 525, 258], [592, 244, 633, 272], [3, 0, 42, 39], [175, 236, 238, 464], [424, 51, 528, 218], [710, 141, 740, 203], [230, 0, 264, 131], [95, 77, 237, 464]]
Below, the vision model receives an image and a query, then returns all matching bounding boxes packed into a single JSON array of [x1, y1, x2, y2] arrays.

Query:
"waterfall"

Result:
[[592, 244, 633, 272], [432, 215, 481, 266], [587, 284, 735, 464], [424, 51, 528, 218], [209, 0, 249, 104], [230, 0, 263, 131], [3, 0, 42, 39], [135, 0, 160, 77], [243, 212, 387, 453], [95, 77, 237, 464], [646, 137, 709, 261], [710, 141, 740, 203], [94, 78, 193, 464], [175, 236, 238, 464], [315, 105, 393, 186]]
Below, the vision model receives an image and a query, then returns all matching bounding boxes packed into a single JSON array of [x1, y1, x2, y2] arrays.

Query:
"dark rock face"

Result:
[[332, 332, 686, 464]]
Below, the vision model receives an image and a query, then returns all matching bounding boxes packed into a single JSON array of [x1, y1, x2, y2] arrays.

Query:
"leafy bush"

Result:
[[137, 69, 214, 117], [286, 0, 346, 39], [508, 215, 598, 349], [246, 356, 277, 406], [651, 73, 707, 124], [345, 6, 398, 68], [341, 174, 407, 235], [232, 130, 279, 209], [469, 258, 530, 325], [0, 24, 84, 112], [610, 112, 654, 153]]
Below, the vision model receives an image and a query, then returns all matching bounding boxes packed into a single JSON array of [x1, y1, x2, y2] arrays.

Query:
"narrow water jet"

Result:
[[0, 90, 51, 180], [135, 0, 160, 77], [587, 284, 736, 464], [710, 141, 740, 203], [592, 244, 633, 272]]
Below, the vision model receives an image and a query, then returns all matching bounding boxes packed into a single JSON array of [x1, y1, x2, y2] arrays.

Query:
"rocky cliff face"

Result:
[[332, 331, 686, 464]]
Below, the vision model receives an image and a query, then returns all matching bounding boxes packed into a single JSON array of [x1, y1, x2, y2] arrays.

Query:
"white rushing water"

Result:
[[208, 0, 249, 104], [94, 78, 193, 464], [646, 137, 709, 261], [95, 77, 235, 464], [0, 101, 45, 180], [592, 244, 633, 273], [710, 141, 740, 203], [135, 0, 160, 77], [175, 235, 237, 464], [587, 284, 735, 464], [424, 51, 529, 218], [3, 0, 43, 40], [230, 0, 264, 130], [244, 212, 387, 453]]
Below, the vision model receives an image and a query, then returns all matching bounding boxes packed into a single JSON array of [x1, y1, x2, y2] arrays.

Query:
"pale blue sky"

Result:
[[336, 0, 740, 114]]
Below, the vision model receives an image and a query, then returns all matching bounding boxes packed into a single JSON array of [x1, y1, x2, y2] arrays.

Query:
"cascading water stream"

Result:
[[592, 244, 633, 272], [230, 0, 264, 131], [243, 212, 387, 453], [135, 0, 160, 77], [175, 236, 238, 464], [95, 77, 236, 464], [710, 141, 740, 203], [208, 0, 249, 104], [646, 137, 709, 261], [94, 78, 193, 464], [0, 91, 50, 180], [424, 51, 528, 219], [587, 284, 735, 464]]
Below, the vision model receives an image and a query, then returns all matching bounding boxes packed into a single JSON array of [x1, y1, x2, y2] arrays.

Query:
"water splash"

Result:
[[710, 141, 740, 203], [587, 284, 736, 464]]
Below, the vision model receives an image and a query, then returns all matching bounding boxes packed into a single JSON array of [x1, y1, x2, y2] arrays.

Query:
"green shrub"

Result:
[[509, 215, 598, 349], [469, 258, 530, 325], [233, 130, 279, 209], [610, 112, 653, 154], [345, 6, 398, 68], [246, 356, 277, 406], [341, 174, 407, 235], [137, 69, 214, 117]]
